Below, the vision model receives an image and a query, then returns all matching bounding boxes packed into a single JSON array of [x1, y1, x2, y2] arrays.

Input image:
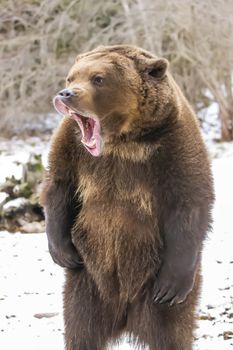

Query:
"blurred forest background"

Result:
[[0, 0, 233, 140]]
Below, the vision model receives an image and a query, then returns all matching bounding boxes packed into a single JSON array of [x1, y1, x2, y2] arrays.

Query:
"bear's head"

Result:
[[54, 45, 178, 157]]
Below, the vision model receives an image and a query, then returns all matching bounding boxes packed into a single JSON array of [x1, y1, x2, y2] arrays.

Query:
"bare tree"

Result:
[[118, 0, 233, 140], [189, 0, 233, 141], [0, 0, 123, 133], [0, 0, 232, 140]]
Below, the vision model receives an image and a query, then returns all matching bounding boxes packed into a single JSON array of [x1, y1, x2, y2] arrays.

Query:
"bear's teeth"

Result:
[[81, 139, 96, 148]]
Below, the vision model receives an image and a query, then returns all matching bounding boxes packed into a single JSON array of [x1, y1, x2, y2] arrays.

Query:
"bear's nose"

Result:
[[58, 88, 75, 98]]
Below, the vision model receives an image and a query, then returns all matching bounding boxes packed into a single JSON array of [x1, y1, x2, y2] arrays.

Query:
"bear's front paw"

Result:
[[48, 239, 83, 269], [153, 261, 196, 306]]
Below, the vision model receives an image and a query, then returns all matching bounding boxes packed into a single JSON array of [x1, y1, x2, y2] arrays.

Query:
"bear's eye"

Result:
[[92, 76, 104, 86], [66, 75, 76, 84]]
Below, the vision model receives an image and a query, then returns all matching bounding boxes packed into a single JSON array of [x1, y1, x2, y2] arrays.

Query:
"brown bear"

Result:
[[41, 45, 214, 350]]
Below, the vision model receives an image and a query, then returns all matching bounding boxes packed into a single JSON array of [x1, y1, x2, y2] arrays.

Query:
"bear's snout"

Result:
[[58, 88, 76, 99]]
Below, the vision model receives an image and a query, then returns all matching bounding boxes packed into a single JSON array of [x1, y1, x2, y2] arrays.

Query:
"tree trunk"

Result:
[[219, 105, 233, 141]]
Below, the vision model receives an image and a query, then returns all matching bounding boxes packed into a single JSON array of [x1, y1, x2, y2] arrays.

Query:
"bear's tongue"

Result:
[[71, 113, 102, 157], [53, 97, 102, 157]]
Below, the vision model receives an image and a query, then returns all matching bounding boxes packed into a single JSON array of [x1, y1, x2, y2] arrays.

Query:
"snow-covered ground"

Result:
[[0, 138, 233, 350]]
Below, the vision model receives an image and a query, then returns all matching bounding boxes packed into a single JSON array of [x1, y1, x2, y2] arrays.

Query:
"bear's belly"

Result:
[[72, 202, 162, 301]]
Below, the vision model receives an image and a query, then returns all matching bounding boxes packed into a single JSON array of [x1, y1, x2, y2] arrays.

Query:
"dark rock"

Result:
[[0, 176, 20, 198], [3, 198, 29, 216]]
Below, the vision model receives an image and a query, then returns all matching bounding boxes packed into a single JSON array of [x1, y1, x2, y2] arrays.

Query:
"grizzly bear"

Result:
[[41, 45, 214, 350]]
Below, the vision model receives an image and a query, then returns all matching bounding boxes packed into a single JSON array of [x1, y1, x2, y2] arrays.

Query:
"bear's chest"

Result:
[[77, 156, 156, 216], [72, 155, 161, 300]]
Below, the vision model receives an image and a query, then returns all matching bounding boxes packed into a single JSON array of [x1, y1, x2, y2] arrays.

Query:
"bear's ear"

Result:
[[147, 58, 169, 79], [138, 57, 169, 79]]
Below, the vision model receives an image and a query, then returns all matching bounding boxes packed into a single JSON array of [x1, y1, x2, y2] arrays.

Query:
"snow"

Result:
[[3, 197, 28, 211], [0, 137, 49, 184], [199, 101, 221, 143], [0, 139, 233, 349], [195, 157, 233, 349], [0, 232, 64, 350], [0, 192, 8, 205]]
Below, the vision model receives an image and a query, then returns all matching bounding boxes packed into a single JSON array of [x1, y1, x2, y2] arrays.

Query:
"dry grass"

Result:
[[0, 0, 124, 133], [0, 0, 232, 138]]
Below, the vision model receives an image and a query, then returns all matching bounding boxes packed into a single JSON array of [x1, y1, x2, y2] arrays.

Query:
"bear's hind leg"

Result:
[[64, 269, 126, 350], [126, 276, 200, 350]]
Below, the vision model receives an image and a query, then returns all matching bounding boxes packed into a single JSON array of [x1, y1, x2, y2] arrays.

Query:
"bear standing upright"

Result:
[[41, 45, 214, 350]]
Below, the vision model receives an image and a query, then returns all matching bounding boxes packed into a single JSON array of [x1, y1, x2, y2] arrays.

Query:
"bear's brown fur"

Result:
[[41, 45, 214, 350]]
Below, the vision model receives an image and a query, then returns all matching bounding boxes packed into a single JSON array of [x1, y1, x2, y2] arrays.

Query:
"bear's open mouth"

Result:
[[53, 96, 102, 157]]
